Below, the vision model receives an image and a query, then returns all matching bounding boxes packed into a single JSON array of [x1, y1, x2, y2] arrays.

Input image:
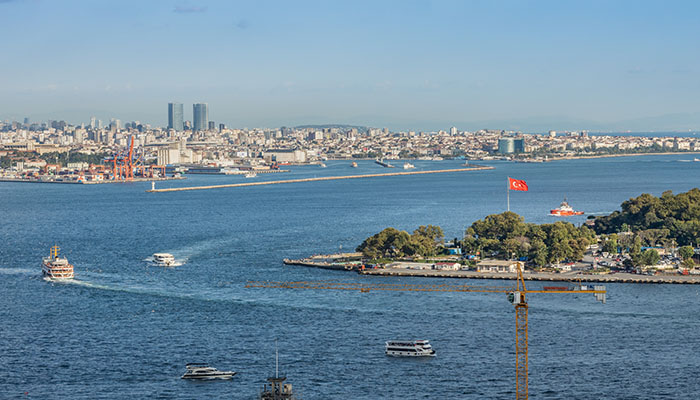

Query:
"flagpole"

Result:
[[507, 177, 510, 212]]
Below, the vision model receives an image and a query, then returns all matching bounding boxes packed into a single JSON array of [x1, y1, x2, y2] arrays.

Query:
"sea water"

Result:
[[1, 155, 699, 399]]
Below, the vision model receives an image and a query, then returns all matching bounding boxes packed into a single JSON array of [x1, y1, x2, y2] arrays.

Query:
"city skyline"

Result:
[[2, 1, 700, 132]]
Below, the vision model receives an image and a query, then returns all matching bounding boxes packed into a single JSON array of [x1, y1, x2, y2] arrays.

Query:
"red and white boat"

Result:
[[42, 246, 74, 280], [550, 199, 584, 216]]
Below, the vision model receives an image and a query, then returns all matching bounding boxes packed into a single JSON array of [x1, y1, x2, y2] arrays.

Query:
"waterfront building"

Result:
[[193, 103, 209, 132], [498, 137, 525, 154], [168, 102, 184, 131], [498, 137, 515, 154]]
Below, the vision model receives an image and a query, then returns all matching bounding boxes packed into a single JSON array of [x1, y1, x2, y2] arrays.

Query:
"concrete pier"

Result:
[[146, 165, 494, 193]]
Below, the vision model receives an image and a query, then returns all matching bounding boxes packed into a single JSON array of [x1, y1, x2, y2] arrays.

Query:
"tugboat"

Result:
[[259, 341, 297, 400], [550, 198, 584, 216], [42, 246, 74, 280]]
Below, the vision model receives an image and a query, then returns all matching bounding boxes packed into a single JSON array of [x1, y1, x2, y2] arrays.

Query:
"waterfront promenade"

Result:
[[146, 165, 493, 193]]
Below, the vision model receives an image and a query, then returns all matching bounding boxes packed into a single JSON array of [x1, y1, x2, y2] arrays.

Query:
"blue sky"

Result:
[[2, 0, 700, 131]]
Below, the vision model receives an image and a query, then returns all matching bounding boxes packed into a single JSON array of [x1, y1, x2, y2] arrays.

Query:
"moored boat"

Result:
[[550, 198, 584, 216], [385, 340, 436, 357], [42, 246, 74, 280], [181, 363, 236, 380]]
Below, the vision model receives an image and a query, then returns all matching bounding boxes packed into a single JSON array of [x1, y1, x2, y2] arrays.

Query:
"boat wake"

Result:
[[142, 256, 186, 267], [0, 267, 35, 276], [149, 236, 241, 263]]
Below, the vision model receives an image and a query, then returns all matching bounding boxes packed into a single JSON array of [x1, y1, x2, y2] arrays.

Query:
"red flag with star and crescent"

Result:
[[509, 177, 528, 191]]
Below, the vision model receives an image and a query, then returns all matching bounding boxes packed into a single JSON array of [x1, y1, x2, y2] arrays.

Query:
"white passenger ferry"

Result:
[[42, 246, 74, 280], [152, 253, 176, 267], [385, 340, 436, 357]]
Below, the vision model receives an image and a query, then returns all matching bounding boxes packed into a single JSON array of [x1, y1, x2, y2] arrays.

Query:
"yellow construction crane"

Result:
[[246, 263, 606, 400]]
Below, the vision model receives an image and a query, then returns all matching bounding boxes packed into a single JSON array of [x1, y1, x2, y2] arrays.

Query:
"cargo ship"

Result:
[[42, 246, 74, 280], [550, 199, 584, 216]]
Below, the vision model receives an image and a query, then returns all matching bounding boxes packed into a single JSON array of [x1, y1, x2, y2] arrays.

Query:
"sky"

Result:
[[1, 0, 700, 132]]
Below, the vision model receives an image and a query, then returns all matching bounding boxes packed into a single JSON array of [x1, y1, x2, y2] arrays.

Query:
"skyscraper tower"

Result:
[[193, 103, 209, 132], [168, 102, 184, 131]]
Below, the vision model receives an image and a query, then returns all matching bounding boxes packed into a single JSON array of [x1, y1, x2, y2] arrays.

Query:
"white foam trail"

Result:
[[159, 235, 241, 262], [0, 268, 35, 275]]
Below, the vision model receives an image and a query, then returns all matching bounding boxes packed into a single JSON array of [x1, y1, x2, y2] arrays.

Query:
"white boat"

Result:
[[385, 340, 435, 357], [694, 158, 700, 162], [181, 363, 236, 380], [153, 253, 175, 267], [319, 162, 327, 168], [403, 162, 415, 170], [245, 172, 257, 178], [221, 167, 244, 175], [42, 246, 74, 280]]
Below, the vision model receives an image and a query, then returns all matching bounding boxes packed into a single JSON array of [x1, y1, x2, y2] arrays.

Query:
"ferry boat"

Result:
[[351, 162, 358, 168], [385, 340, 436, 357], [403, 162, 415, 170], [152, 253, 175, 266], [42, 246, 74, 280], [181, 364, 236, 380], [550, 198, 584, 216]]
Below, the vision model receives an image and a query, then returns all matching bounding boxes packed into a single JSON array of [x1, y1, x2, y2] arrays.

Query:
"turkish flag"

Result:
[[509, 178, 528, 191]]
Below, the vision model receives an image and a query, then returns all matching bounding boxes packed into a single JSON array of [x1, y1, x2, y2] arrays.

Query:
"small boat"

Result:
[[550, 198, 584, 216], [153, 253, 175, 267], [319, 162, 327, 168], [694, 158, 700, 162], [403, 162, 415, 170], [245, 172, 257, 178], [385, 340, 436, 357], [181, 363, 236, 380], [351, 162, 358, 168], [42, 246, 74, 280], [221, 167, 244, 175]]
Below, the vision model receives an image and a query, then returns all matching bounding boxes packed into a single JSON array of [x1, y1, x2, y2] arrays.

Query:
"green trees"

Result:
[[357, 225, 444, 259], [602, 234, 619, 254], [461, 212, 594, 266], [594, 189, 700, 246], [679, 245, 696, 268]]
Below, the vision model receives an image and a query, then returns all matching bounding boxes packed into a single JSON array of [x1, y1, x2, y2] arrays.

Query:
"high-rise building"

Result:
[[168, 102, 184, 131], [208, 121, 215, 131], [193, 103, 209, 131]]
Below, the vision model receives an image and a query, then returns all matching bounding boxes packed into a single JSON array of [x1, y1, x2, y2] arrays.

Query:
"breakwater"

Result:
[[284, 258, 700, 284], [359, 268, 700, 284], [146, 165, 493, 193]]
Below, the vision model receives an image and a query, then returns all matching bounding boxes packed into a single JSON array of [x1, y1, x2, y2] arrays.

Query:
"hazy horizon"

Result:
[[2, 0, 700, 132]]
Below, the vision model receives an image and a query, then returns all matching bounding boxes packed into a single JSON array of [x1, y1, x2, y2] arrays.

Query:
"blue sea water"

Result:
[[1, 155, 700, 399]]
